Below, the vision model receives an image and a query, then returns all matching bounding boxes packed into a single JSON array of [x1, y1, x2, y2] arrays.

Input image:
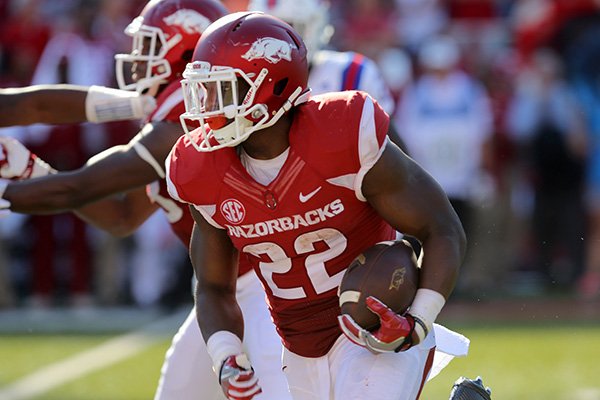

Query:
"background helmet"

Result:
[[247, 0, 333, 60], [180, 12, 310, 152], [115, 0, 227, 95]]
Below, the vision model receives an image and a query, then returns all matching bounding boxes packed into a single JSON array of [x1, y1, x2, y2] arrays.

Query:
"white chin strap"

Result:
[[212, 117, 254, 145]]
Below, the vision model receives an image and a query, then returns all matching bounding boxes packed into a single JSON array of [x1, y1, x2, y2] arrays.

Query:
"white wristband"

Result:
[[206, 330, 244, 375], [409, 288, 446, 340], [30, 156, 54, 178], [85, 85, 156, 123]]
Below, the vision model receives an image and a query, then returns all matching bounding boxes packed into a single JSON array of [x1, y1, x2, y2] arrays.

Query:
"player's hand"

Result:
[[338, 296, 423, 353], [219, 354, 262, 400], [0, 136, 53, 179]]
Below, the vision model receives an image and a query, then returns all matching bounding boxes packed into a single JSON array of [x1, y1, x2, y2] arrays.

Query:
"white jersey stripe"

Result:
[[223, 173, 264, 204], [151, 87, 184, 122], [194, 204, 224, 229], [355, 96, 387, 201], [165, 147, 184, 203], [277, 156, 305, 199], [326, 174, 356, 191]]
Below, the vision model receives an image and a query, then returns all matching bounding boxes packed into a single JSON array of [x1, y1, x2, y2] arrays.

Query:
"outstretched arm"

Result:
[[0, 135, 160, 236], [1, 144, 156, 213], [0, 121, 182, 214], [0, 85, 87, 126], [0, 84, 155, 126]]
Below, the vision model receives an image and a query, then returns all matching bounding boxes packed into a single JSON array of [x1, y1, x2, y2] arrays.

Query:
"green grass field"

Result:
[[1, 323, 599, 400]]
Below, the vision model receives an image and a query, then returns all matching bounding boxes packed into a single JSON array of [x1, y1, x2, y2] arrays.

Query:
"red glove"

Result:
[[338, 296, 425, 353], [219, 354, 262, 400]]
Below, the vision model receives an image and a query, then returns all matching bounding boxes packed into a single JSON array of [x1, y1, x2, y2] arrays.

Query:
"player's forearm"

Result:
[[2, 173, 97, 214], [419, 224, 466, 299], [0, 84, 155, 127], [403, 228, 464, 344], [195, 281, 244, 339], [0, 85, 88, 126], [189, 210, 244, 339]]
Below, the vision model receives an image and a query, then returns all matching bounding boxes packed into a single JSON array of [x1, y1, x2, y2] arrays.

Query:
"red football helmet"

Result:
[[179, 12, 310, 152], [115, 0, 227, 95]]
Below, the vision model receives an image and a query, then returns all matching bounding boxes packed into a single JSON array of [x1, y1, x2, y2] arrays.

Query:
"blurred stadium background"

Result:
[[1, 0, 600, 399]]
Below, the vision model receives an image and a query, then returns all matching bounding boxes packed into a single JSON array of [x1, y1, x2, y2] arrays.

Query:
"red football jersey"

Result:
[[167, 91, 396, 357]]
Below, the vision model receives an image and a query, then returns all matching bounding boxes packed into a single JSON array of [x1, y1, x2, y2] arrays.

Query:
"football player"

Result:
[[0, 3, 467, 400], [167, 12, 466, 400], [0, 1, 429, 399], [0, 1, 290, 399]]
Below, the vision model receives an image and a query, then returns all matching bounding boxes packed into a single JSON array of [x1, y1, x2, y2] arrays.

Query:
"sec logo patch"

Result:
[[220, 199, 246, 224]]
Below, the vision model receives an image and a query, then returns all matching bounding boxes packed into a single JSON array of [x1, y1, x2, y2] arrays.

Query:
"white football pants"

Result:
[[281, 324, 469, 400]]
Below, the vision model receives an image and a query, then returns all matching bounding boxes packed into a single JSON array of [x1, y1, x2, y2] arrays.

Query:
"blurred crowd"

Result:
[[1, 0, 600, 310]]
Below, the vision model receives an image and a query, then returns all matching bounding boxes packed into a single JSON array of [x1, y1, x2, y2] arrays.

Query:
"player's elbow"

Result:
[[102, 220, 139, 238], [77, 205, 146, 238], [448, 214, 468, 263]]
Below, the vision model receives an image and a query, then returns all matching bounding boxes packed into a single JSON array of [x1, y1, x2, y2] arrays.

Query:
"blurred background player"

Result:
[[249, 0, 391, 111], [248, 0, 407, 149], [0, 0, 291, 399], [220, 0, 249, 12], [505, 47, 586, 294]]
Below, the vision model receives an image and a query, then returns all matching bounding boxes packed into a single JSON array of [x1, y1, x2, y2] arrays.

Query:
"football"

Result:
[[338, 239, 420, 331]]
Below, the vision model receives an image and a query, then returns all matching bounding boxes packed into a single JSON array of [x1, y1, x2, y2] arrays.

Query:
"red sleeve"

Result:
[[296, 91, 389, 188], [165, 134, 191, 204], [165, 128, 235, 206], [166, 130, 211, 204]]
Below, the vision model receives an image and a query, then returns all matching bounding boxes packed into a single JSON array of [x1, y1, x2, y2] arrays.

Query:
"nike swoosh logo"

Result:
[[299, 186, 322, 203]]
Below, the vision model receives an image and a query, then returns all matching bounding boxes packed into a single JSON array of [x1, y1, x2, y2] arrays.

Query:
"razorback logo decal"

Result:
[[241, 37, 295, 64], [163, 10, 211, 34]]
